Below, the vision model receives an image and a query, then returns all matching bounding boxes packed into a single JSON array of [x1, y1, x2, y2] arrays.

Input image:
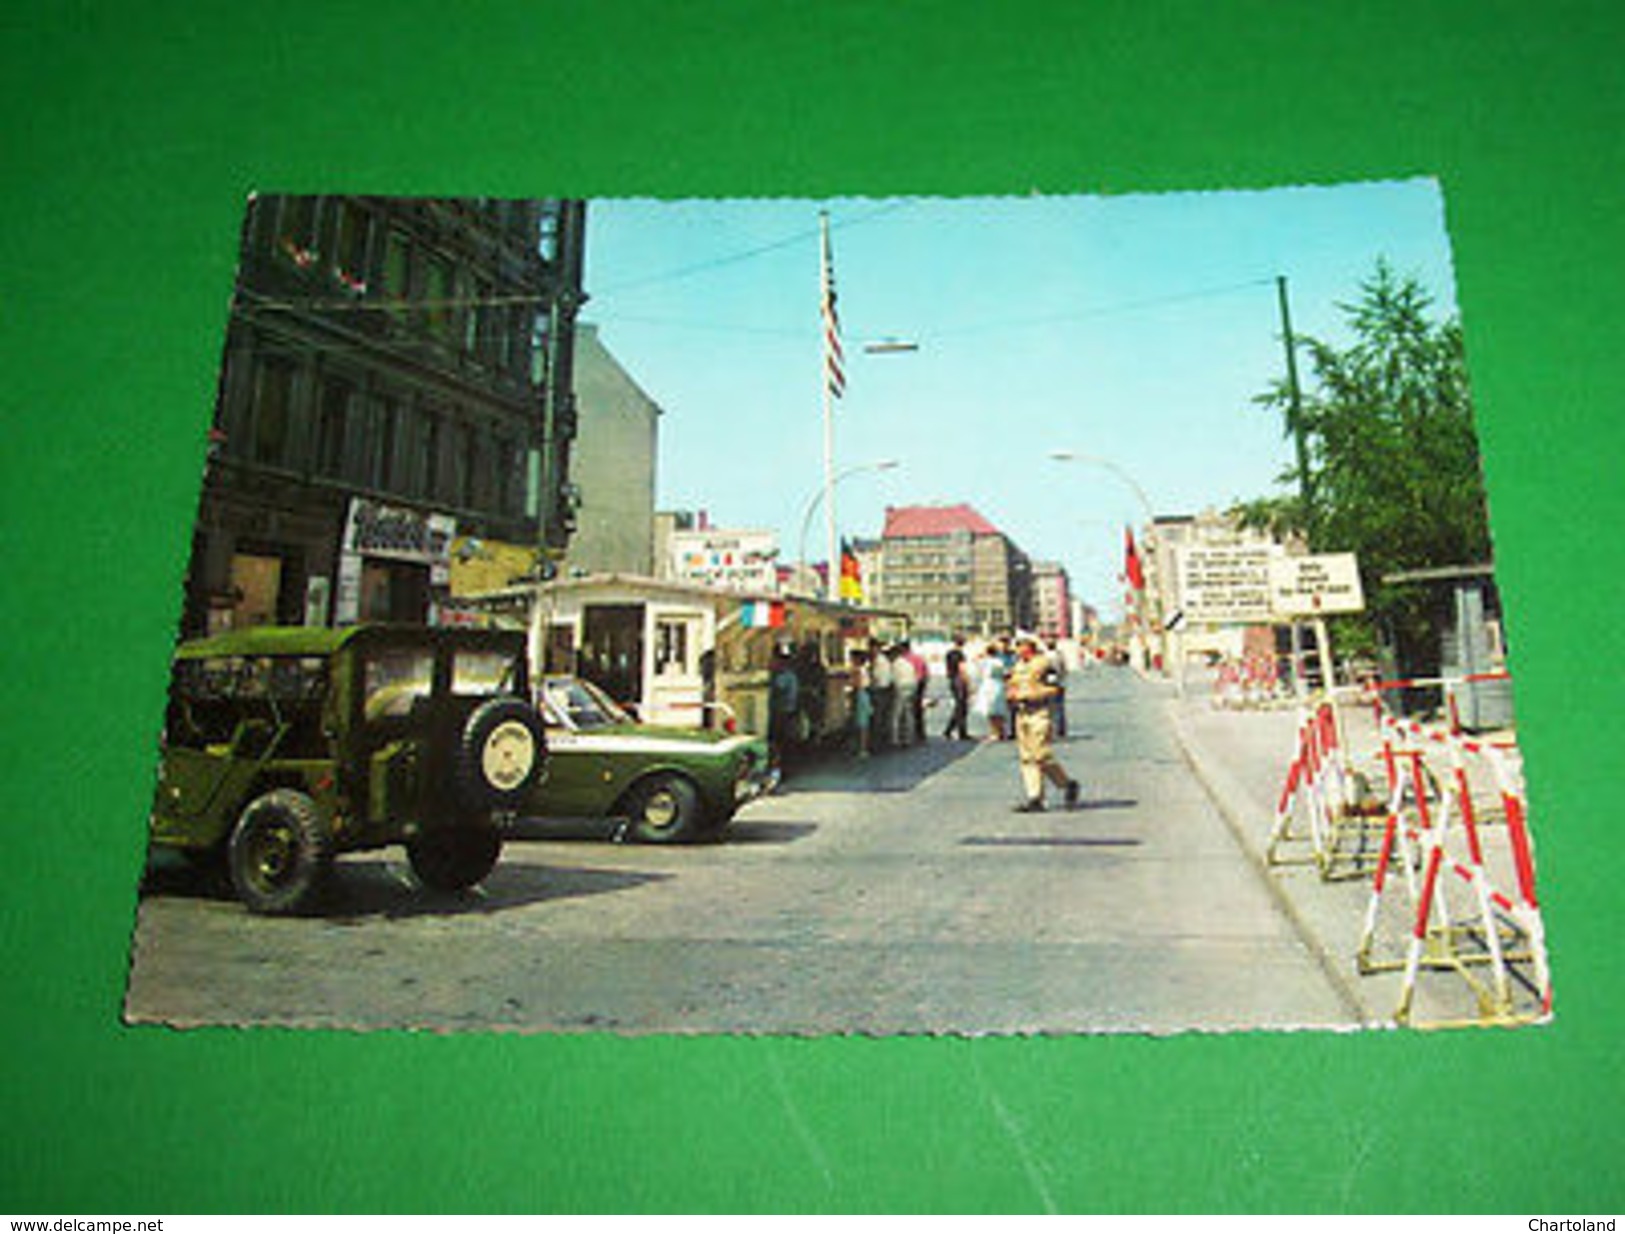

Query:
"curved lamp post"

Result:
[[797, 459, 900, 599], [1049, 449, 1171, 680]]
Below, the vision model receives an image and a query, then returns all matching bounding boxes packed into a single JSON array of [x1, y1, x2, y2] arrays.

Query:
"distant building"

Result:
[[562, 323, 661, 576], [879, 503, 1032, 640], [183, 195, 586, 635], [1030, 561, 1072, 641]]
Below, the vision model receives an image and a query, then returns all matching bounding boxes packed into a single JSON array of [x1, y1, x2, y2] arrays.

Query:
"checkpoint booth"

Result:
[[467, 572, 907, 739]]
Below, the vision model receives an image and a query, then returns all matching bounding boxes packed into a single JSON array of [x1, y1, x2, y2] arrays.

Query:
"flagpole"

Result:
[[820, 211, 839, 602]]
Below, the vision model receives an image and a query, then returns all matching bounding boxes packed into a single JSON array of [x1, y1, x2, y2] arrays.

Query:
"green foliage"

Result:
[[1251, 261, 1492, 655]]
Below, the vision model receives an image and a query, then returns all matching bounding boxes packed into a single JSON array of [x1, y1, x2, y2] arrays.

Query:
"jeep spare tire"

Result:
[[227, 788, 331, 915], [454, 697, 546, 812]]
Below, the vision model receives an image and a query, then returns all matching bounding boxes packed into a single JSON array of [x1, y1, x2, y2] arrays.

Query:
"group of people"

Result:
[[845, 633, 1082, 813], [843, 638, 932, 756]]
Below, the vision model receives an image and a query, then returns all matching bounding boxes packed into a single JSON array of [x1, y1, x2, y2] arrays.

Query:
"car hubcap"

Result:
[[644, 790, 678, 828], [251, 824, 295, 886]]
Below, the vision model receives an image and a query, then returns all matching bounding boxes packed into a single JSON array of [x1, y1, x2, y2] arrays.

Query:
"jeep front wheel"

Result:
[[227, 789, 331, 915], [408, 829, 502, 892], [623, 773, 707, 844]]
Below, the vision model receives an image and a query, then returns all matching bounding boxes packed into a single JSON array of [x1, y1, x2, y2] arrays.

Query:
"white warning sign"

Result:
[[1176, 546, 1278, 623], [1269, 553, 1365, 616]]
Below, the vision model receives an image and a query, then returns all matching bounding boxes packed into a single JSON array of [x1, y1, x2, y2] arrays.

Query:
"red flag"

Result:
[[1124, 526, 1146, 592], [820, 213, 845, 399]]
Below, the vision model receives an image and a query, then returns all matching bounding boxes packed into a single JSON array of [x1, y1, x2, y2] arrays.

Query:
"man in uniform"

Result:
[[1006, 634, 1081, 812]]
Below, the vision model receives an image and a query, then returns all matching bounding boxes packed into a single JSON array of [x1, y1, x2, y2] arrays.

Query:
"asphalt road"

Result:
[[125, 667, 1359, 1037]]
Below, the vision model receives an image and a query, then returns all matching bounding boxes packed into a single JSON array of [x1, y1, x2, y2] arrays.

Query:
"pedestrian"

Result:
[[1006, 634, 1081, 813], [972, 640, 1009, 742], [847, 647, 873, 759], [997, 636, 1018, 740], [868, 638, 895, 752], [1045, 640, 1068, 739], [902, 640, 928, 744], [889, 644, 917, 747], [769, 645, 801, 759], [942, 635, 971, 740]]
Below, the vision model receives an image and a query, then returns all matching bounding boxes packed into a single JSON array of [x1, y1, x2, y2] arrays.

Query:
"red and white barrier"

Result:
[[1355, 705, 1550, 1027], [1267, 697, 1385, 879]]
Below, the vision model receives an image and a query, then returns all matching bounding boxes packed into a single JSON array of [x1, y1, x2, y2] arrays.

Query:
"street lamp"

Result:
[[1049, 449, 1170, 679], [797, 459, 900, 599]]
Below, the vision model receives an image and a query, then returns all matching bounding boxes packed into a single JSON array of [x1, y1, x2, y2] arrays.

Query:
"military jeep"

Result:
[[149, 624, 547, 914]]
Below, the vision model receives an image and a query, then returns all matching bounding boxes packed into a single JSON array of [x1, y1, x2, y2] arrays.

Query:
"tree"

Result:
[[1248, 260, 1492, 659]]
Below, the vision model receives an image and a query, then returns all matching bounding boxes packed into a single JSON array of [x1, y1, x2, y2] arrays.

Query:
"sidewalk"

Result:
[[1167, 669, 1524, 1030]]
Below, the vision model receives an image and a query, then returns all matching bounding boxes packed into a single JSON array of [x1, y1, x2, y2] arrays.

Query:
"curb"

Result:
[[1165, 699, 1378, 1027]]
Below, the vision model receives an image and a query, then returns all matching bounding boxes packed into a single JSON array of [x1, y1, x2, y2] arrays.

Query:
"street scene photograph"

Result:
[[123, 183, 1550, 1036]]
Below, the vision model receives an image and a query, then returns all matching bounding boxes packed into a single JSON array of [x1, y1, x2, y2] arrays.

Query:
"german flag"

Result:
[[839, 539, 863, 603]]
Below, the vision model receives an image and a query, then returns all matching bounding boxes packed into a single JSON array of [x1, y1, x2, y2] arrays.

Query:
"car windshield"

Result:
[[542, 677, 629, 730]]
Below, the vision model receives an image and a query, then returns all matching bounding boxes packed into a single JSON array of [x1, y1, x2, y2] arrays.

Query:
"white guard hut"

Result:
[[468, 572, 907, 739]]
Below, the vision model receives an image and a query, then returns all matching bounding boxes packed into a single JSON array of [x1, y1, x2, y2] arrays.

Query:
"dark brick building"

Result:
[[182, 195, 585, 636]]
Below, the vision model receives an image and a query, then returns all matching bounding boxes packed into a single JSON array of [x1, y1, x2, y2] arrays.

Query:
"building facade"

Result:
[[1030, 561, 1072, 641], [879, 504, 1032, 640], [561, 323, 661, 577], [182, 195, 585, 636]]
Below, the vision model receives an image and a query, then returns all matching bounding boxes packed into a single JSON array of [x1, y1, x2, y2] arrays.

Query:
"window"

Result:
[[252, 361, 294, 466], [423, 255, 452, 339], [375, 398, 399, 491], [654, 619, 695, 678], [494, 438, 517, 516], [383, 230, 410, 324], [362, 649, 434, 722], [276, 197, 318, 268], [420, 410, 441, 501], [459, 424, 479, 508], [453, 649, 521, 697], [317, 378, 351, 479], [335, 201, 370, 287]]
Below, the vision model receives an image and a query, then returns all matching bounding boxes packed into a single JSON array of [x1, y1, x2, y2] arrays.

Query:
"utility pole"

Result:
[[1275, 274, 1313, 542]]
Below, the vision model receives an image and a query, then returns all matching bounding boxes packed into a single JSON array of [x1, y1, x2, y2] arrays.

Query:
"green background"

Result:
[[3, 0, 1620, 1214]]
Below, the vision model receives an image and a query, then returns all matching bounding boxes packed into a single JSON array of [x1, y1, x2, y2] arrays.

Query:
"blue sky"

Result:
[[580, 181, 1460, 618]]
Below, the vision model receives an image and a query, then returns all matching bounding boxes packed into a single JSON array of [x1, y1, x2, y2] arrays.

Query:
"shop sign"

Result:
[[343, 498, 455, 567], [669, 529, 779, 593]]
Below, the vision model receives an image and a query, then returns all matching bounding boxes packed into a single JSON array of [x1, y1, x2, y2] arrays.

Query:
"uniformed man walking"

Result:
[[1006, 634, 1081, 812]]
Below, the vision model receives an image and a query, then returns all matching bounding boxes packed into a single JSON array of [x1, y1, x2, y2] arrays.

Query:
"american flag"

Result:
[[820, 213, 845, 399]]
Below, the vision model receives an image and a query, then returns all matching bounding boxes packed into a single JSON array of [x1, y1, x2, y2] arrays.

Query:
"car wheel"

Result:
[[455, 698, 547, 812], [227, 789, 331, 915], [624, 773, 706, 844], [408, 829, 502, 892]]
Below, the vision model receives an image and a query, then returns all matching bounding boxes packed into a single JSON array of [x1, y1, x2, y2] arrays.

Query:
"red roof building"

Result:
[[878, 503, 1032, 639]]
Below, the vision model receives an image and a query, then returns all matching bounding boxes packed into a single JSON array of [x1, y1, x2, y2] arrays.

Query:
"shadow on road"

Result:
[[327, 859, 670, 920], [724, 819, 819, 845], [960, 836, 1144, 849], [774, 737, 981, 796], [510, 816, 818, 847], [138, 850, 669, 920]]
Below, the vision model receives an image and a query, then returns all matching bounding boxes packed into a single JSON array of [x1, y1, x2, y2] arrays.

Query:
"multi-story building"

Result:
[[182, 195, 585, 636], [561, 323, 661, 576], [879, 504, 1032, 640], [1030, 561, 1072, 642]]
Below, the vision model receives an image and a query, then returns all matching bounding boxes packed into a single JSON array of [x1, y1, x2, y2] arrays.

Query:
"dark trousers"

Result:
[[944, 685, 970, 738]]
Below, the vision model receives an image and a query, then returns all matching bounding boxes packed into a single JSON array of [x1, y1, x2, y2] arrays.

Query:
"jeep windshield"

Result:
[[541, 676, 630, 731]]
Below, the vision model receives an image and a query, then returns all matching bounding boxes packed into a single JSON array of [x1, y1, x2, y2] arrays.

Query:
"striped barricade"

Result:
[[1267, 696, 1386, 880], [1355, 709, 1550, 1027]]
